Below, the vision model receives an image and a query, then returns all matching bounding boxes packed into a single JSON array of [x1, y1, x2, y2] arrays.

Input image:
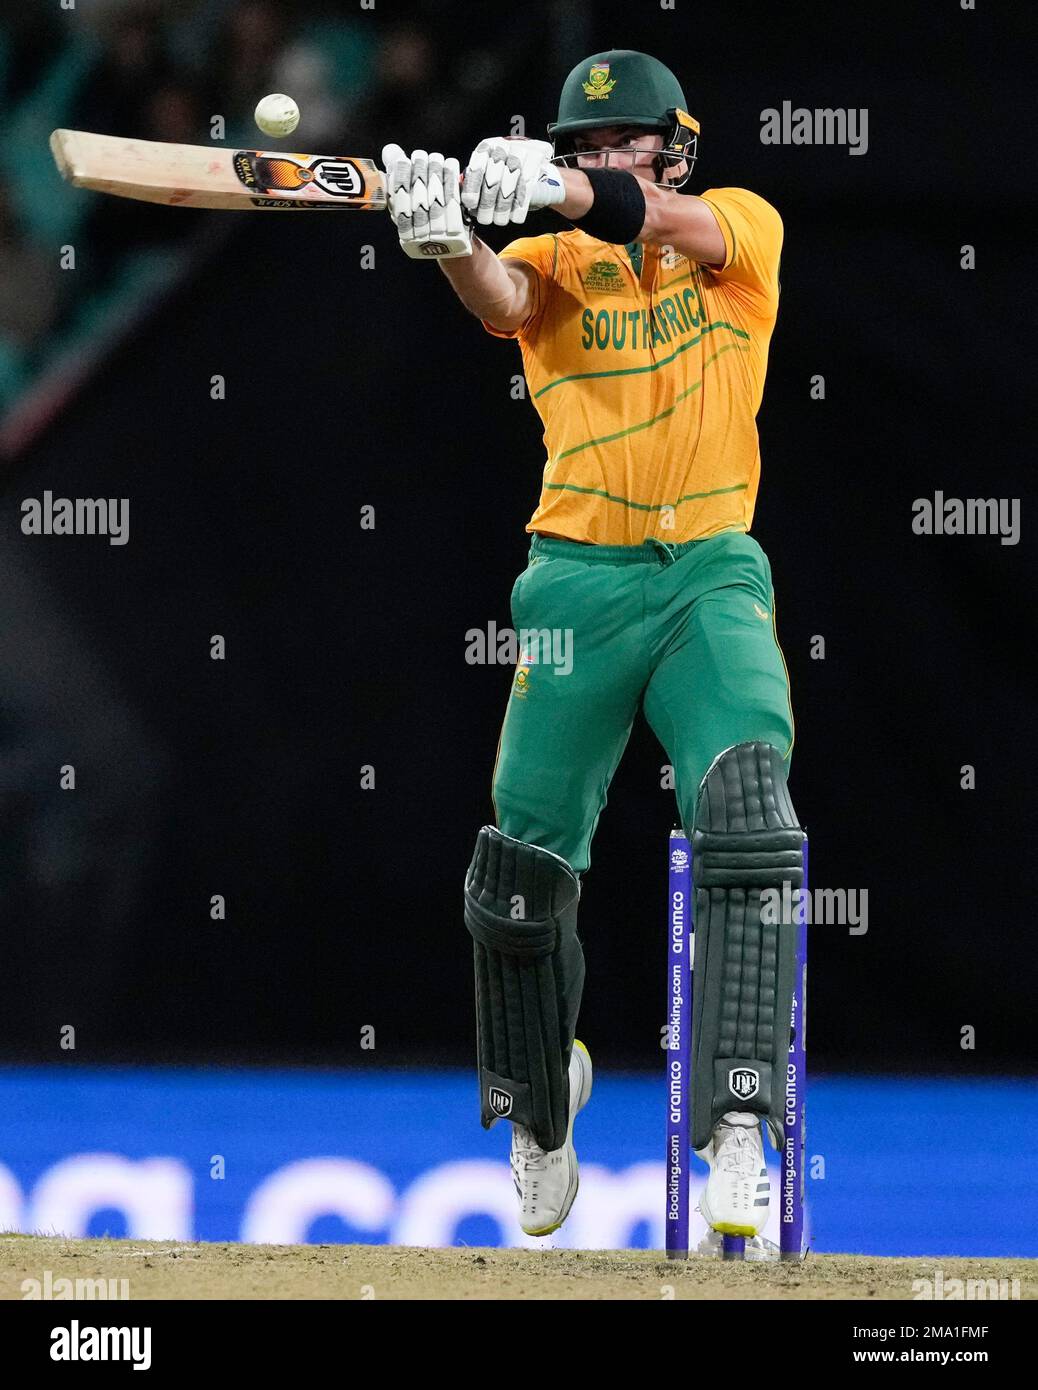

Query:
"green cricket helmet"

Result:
[[547, 49, 699, 187]]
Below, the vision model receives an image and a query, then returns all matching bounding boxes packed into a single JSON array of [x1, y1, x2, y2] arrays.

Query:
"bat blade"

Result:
[[49, 130, 386, 211]]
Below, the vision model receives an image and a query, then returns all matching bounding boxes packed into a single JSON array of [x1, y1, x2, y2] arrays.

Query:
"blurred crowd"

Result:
[[0, 0, 558, 414]]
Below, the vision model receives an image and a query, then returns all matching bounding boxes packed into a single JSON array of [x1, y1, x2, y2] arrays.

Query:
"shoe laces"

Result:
[[512, 1124, 549, 1170], [714, 1125, 758, 1178]]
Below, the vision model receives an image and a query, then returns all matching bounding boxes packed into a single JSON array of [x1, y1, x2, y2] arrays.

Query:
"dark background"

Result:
[[0, 0, 1033, 1072]]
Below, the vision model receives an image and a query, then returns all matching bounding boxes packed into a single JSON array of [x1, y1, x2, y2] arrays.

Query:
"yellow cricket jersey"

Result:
[[483, 188, 783, 545]]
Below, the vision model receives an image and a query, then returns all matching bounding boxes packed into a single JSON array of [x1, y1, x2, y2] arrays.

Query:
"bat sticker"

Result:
[[233, 152, 365, 198]]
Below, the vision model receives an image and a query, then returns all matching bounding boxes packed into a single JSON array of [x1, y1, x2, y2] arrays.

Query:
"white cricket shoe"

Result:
[[510, 1039, 592, 1237], [698, 1110, 770, 1238]]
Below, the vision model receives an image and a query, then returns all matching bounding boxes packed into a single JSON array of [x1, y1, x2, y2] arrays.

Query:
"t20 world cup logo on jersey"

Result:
[[583, 259, 624, 293], [582, 62, 617, 99]]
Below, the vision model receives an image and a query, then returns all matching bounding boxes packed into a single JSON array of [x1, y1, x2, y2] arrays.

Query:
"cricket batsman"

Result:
[[382, 49, 807, 1247]]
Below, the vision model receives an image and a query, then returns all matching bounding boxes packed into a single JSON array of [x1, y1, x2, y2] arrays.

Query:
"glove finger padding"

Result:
[[410, 148, 429, 237], [475, 149, 504, 225], [427, 151, 446, 236], [493, 150, 521, 226], [381, 143, 473, 259], [460, 146, 488, 213], [443, 157, 463, 236], [463, 136, 561, 225], [380, 142, 413, 239], [380, 143, 409, 193]]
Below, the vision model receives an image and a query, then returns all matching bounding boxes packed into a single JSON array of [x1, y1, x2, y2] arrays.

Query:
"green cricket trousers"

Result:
[[492, 528, 795, 873]]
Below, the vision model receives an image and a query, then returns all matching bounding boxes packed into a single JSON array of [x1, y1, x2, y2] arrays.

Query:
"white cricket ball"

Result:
[[254, 94, 300, 138]]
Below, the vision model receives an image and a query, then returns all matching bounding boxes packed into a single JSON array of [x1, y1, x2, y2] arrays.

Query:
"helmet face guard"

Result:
[[548, 107, 700, 190]]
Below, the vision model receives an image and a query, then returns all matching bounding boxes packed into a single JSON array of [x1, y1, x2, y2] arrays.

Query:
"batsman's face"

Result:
[[571, 127, 665, 181]]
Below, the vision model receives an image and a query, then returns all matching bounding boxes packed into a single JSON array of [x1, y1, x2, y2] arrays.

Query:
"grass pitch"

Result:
[[2, 1235, 1034, 1300]]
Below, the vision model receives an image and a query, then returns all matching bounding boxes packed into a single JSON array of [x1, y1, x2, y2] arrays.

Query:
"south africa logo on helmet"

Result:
[[548, 50, 700, 187], [582, 62, 617, 100], [555, 49, 688, 125]]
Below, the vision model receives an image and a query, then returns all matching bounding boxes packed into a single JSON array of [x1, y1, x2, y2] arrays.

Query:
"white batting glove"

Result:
[[381, 143, 473, 259], [461, 137, 566, 226]]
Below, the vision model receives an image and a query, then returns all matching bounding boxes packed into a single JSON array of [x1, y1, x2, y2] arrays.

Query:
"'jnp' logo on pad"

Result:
[[728, 1067, 760, 1100], [489, 1087, 514, 1117]]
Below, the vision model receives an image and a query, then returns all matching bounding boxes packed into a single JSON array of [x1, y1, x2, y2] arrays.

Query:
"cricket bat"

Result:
[[50, 128, 387, 212]]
